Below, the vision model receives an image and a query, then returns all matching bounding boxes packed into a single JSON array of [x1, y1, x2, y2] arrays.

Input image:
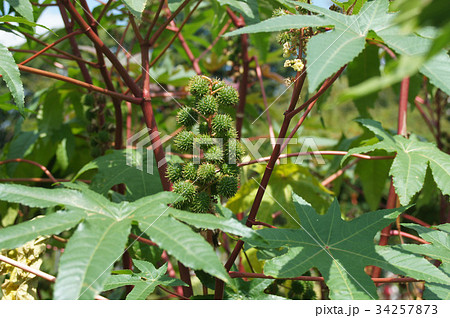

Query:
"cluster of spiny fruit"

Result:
[[167, 75, 245, 213]]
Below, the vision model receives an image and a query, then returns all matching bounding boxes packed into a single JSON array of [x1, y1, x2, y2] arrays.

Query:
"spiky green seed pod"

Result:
[[199, 121, 209, 135], [217, 175, 238, 198], [174, 131, 195, 153], [182, 162, 197, 181], [224, 139, 245, 163], [98, 130, 110, 143], [81, 94, 94, 106], [85, 109, 96, 121], [225, 127, 238, 139], [194, 134, 214, 150], [215, 85, 239, 108], [189, 75, 210, 99], [166, 162, 183, 183], [204, 145, 223, 163], [212, 114, 233, 137], [173, 180, 196, 202], [173, 199, 189, 211], [212, 80, 226, 91], [191, 191, 211, 213], [176, 107, 198, 128], [197, 95, 218, 116], [220, 163, 239, 176], [197, 163, 217, 183]]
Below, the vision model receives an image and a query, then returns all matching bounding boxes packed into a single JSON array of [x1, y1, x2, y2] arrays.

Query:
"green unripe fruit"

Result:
[[81, 94, 94, 106], [173, 180, 196, 202], [194, 134, 214, 150], [189, 75, 210, 99], [220, 163, 239, 176], [215, 85, 239, 108], [98, 130, 110, 143], [204, 145, 223, 163], [199, 122, 210, 135], [182, 162, 197, 181], [197, 95, 218, 116], [217, 175, 239, 198], [224, 139, 245, 163], [212, 114, 233, 137], [191, 192, 211, 213], [176, 107, 198, 128], [174, 131, 195, 153], [225, 127, 238, 139], [197, 163, 217, 183], [212, 80, 226, 91], [166, 162, 183, 183], [85, 109, 96, 121]]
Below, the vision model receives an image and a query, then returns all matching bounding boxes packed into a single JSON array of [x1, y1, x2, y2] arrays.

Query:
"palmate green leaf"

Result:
[[5, 0, 34, 22], [227, 164, 332, 228], [246, 194, 449, 299], [104, 260, 186, 300], [0, 184, 260, 298], [73, 150, 163, 201], [0, 43, 24, 115], [343, 119, 450, 205], [120, 0, 147, 18], [393, 223, 450, 300]]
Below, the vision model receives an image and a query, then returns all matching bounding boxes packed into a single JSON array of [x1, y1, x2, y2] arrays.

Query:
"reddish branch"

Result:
[[0, 159, 58, 183], [18, 65, 142, 104], [321, 159, 360, 187], [390, 230, 430, 245], [0, 178, 90, 183], [402, 214, 431, 228], [239, 151, 393, 167], [19, 30, 83, 66], [148, 0, 192, 46], [61, 0, 141, 97], [228, 271, 422, 284], [150, 1, 203, 68]]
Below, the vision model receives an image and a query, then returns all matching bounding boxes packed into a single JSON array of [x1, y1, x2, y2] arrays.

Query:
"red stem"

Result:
[[239, 151, 393, 167], [148, 0, 192, 46], [228, 271, 421, 284], [0, 159, 57, 183], [402, 214, 431, 227], [18, 65, 142, 104], [390, 230, 430, 245], [19, 30, 83, 65], [61, 0, 141, 97]]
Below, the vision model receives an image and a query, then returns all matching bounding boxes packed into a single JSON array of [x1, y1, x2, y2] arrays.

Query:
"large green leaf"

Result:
[[54, 216, 132, 300], [246, 194, 449, 299], [120, 0, 147, 18], [226, 164, 332, 227], [73, 150, 163, 201], [0, 183, 261, 298], [395, 223, 450, 299], [0, 43, 24, 115], [343, 119, 450, 205], [0, 210, 85, 250], [225, 277, 286, 300], [104, 260, 186, 300], [5, 0, 34, 22], [216, 0, 260, 24]]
